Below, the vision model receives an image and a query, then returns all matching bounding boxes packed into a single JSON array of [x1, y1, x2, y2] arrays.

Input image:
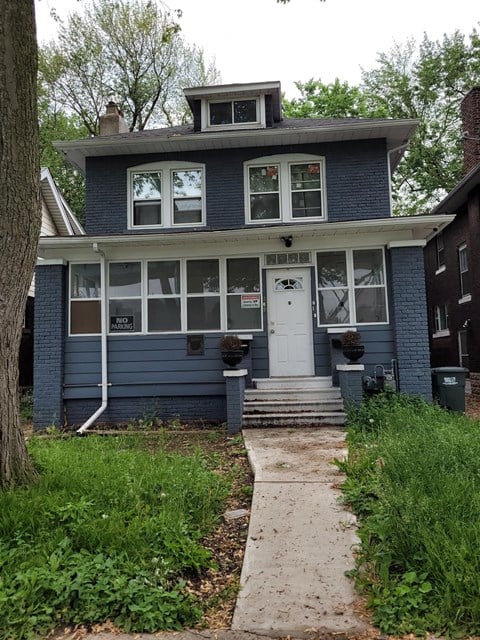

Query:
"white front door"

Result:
[[267, 268, 314, 377]]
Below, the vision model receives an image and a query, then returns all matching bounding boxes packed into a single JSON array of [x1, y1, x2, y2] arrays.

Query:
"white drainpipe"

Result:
[[77, 242, 109, 435]]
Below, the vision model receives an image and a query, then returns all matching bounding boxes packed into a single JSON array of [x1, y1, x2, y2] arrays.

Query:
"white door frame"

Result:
[[267, 267, 314, 377]]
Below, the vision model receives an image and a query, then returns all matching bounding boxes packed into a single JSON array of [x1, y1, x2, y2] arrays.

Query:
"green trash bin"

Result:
[[431, 367, 469, 412]]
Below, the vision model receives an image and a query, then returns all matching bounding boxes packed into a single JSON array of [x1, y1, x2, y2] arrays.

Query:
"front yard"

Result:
[[0, 428, 252, 640]]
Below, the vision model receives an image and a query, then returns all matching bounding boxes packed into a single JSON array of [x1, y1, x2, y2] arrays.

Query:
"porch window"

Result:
[[70, 263, 101, 334], [187, 259, 221, 331], [316, 249, 387, 326], [245, 154, 326, 223], [147, 261, 181, 332], [108, 262, 142, 333], [226, 257, 261, 330], [458, 244, 471, 299]]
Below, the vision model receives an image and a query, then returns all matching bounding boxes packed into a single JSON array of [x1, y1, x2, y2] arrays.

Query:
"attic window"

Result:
[[203, 95, 265, 130]]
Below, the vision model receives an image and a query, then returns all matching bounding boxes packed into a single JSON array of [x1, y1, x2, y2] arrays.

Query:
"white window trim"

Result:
[[458, 294, 472, 304], [315, 247, 389, 327], [127, 161, 206, 230], [435, 265, 446, 275], [201, 95, 265, 131], [68, 261, 102, 337], [433, 330, 450, 339], [433, 304, 448, 334], [244, 154, 327, 225], [69, 257, 264, 336], [458, 243, 470, 298]]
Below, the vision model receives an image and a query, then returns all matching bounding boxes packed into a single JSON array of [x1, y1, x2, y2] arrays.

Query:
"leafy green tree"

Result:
[[283, 30, 480, 215], [0, 0, 40, 487], [362, 30, 480, 214], [39, 0, 219, 135], [283, 78, 385, 119]]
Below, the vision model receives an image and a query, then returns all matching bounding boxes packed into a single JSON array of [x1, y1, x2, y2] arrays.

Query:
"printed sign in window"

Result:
[[241, 294, 261, 309], [110, 315, 135, 332]]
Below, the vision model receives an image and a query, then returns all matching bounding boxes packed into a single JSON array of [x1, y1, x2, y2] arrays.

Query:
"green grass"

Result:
[[0, 433, 231, 639], [340, 392, 480, 636]]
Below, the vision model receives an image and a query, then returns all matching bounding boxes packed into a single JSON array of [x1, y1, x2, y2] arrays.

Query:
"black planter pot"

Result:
[[342, 344, 365, 363], [221, 349, 244, 368]]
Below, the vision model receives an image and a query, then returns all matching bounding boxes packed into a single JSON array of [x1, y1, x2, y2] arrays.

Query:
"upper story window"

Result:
[[433, 304, 449, 336], [436, 233, 445, 272], [203, 95, 265, 131], [245, 154, 326, 224], [128, 162, 205, 229], [458, 243, 471, 300]]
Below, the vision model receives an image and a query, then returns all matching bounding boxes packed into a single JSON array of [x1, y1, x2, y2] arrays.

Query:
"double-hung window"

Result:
[[209, 99, 259, 126], [458, 244, 471, 300], [436, 233, 445, 271], [316, 249, 387, 326], [433, 304, 448, 335], [129, 162, 205, 229], [245, 155, 326, 223]]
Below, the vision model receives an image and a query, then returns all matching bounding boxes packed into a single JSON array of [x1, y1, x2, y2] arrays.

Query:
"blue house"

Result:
[[34, 81, 454, 430]]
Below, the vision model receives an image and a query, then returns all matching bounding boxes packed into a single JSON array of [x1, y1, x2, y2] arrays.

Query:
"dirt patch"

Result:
[[466, 394, 480, 420]]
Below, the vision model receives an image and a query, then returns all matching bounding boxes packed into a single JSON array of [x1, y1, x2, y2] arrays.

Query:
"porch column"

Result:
[[388, 243, 431, 399], [223, 368, 248, 434], [33, 261, 67, 428]]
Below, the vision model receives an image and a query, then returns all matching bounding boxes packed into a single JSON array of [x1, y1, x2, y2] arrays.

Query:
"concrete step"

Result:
[[242, 411, 347, 427], [244, 399, 344, 413], [252, 376, 333, 390], [244, 387, 342, 402]]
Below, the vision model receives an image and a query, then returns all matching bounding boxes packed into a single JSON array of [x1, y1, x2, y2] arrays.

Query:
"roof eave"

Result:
[[431, 164, 480, 214]]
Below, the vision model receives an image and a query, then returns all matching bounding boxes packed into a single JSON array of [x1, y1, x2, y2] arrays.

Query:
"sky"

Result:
[[34, 0, 480, 99]]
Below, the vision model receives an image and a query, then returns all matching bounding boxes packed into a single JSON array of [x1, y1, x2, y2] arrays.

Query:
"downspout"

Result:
[[77, 242, 109, 435]]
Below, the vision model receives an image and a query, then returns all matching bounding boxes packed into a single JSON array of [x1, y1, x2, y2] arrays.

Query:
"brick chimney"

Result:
[[98, 101, 129, 136], [461, 87, 480, 174]]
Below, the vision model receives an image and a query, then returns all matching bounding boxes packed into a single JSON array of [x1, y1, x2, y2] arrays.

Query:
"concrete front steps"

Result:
[[243, 376, 346, 427]]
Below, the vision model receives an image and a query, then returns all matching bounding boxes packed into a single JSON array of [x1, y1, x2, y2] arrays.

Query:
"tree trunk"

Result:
[[0, 0, 41, 487]]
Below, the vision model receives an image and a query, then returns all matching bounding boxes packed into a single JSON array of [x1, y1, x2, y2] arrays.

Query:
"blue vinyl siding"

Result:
[[85, 139, 390, 235]]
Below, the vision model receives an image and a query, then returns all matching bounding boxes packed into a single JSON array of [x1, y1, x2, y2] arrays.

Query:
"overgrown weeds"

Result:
[[341, 392, 480, 636], [0, 433, 232, 639]]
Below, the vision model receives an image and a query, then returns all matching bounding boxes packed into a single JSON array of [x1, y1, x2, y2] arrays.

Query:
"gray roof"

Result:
[[430, 163, 480, 214], [54, 117, 419, 174]]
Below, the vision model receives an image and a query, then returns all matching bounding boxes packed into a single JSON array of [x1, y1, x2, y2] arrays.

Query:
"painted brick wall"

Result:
[[389, 246, 432, 398], [65, 396, 226, 427], [85, 139, 391, 234], [33, 264, 66, 427]]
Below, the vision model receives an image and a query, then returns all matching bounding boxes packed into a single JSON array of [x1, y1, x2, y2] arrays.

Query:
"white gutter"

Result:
[[77, 242, 110, 435]]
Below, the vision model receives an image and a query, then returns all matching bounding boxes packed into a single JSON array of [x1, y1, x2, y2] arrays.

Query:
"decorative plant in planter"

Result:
[[220, 334, 244, 368], [341, 330, 365, 363]]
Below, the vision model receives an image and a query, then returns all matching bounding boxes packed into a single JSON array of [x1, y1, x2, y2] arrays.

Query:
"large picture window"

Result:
[[245, 154, 326, 223], [316, 249, 387, 326], [108, 262, 142, 333], [147, 261, 181, 332], [129, 162, 205, 229], [226, 258, 261, 330], [187, 259, 221, 331]]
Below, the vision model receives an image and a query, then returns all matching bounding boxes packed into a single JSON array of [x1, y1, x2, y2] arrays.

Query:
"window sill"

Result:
[[459, 294, 472, 304], [435, 265, 446, 275], [432, 330, 450, 339]]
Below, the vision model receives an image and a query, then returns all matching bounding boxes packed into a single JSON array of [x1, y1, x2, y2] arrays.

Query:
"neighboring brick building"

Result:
[[424, 88, 480, 394]]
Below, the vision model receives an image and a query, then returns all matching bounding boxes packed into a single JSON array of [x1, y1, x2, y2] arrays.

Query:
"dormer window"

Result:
[[204, 95, 265, 130], [209, 99, 259, 126]]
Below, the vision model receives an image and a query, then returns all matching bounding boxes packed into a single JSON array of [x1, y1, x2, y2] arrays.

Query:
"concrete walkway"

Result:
[[231, 427, 367, 638]]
